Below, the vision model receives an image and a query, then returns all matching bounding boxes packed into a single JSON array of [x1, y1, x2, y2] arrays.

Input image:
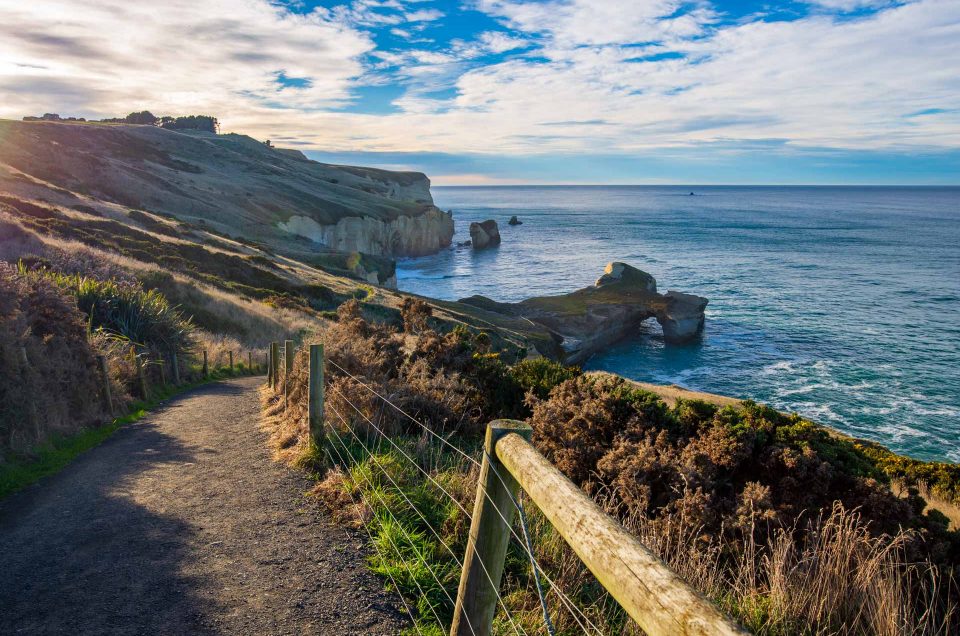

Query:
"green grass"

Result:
[[0, 365, 265, 501]]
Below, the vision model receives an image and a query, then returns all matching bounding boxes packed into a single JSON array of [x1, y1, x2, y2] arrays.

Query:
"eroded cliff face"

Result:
[[0, 120, 452, 266], [279, 207, 454, 258]]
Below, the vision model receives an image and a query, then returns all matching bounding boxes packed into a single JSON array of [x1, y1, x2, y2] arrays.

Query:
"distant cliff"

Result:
[[0, 119, 454, 268]]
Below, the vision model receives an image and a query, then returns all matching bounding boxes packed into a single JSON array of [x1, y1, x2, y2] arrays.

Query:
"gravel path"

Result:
[[0, 376, 408, 635]]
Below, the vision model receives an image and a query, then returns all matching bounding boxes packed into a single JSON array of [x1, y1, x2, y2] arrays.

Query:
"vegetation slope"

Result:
[[263, 300, 959, 635]]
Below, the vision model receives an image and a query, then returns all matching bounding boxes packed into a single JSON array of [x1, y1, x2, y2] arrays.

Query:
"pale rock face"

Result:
[[658, 291, 708, 341], [595, 261, 657, 292], [383, 179, 432, 204], [278, 207, 454, 257]]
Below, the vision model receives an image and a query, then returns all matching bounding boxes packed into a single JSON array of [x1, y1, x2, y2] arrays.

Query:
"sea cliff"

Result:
[[0, 119, 455, 282], [279, 206, 454, 257]]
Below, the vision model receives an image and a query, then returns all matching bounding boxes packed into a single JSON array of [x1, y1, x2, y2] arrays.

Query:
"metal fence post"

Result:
[[308, 344, 325, 446], [450, 420, 532, 636]]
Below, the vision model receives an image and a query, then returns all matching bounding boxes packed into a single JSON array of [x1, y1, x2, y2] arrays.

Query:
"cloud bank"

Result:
[[1, 0, 958, 164]]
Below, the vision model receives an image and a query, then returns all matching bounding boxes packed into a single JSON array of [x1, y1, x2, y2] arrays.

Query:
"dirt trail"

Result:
[[0, 376, 407, 635]]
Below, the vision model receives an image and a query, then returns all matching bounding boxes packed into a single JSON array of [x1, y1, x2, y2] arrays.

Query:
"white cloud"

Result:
[[404, 8, 445, 21], [477, 0, 716, 48], [0, 0, 957, 159], [0, 0, 372, 121], [804, 0, 893, 10], [478, 31, 528, 54]]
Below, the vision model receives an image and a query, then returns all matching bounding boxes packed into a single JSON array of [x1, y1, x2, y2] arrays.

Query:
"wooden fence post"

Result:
[[283, 339, 294, 409], [134, 349, 148, 400], [158, 357, 167, 388], [97, 355, 113, 415], [270, 341, 280, 389], [248, 351, 252, 373], [308, 344, 324, 446], [229, 350, 234, 372], [171, 352, 180, 385], [450, 420, 532, 636], [203, 350, 209, 377]]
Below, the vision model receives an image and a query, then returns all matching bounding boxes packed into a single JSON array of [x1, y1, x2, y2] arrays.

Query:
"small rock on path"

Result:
[[0, 376, 408, 635]]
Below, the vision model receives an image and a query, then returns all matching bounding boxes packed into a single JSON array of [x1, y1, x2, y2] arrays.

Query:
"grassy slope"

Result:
[[0, 193, 550, 353]]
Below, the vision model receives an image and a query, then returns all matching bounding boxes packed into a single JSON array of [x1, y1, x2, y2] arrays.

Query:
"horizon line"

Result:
[[431, 183, 960, 188]]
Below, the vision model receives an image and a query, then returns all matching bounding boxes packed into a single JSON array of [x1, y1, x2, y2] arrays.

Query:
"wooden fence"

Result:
[[289, 340, 749, 636], [452, 420, 748, 636]]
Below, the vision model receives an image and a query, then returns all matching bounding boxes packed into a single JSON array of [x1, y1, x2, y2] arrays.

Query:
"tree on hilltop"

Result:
[[124, 111, 158, 125]]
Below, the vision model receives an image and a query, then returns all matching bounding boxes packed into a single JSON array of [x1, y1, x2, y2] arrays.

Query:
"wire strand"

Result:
[[325, 405, 478, 636], [517, 494, 557, 636], [325, 358, 603, 635], [327, 398, 528, 636], [327, 359, 481, 467], [329, 385, 475, 520], [322, 422, 451, 632], [317, 444, 426, 636]]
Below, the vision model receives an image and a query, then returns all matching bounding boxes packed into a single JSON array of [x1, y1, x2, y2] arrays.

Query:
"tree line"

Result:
[[23, 111, 220, 134]]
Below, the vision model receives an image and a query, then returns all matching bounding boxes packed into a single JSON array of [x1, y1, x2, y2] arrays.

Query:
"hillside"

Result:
[[0, 119, 454, 277]]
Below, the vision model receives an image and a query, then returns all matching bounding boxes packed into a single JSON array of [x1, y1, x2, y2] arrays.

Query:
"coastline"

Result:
[[588, 371, 960, 530]]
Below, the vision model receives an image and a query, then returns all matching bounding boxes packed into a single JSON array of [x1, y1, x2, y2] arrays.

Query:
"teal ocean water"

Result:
[[395, 186, 960, 463]]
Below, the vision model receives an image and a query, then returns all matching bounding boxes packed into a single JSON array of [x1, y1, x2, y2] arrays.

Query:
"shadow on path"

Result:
[[0, 377, 408, 635]]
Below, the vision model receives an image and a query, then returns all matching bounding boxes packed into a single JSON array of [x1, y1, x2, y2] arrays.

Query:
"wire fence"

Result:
[[315, 357, 616, 635], [267, 343, 747, 636]]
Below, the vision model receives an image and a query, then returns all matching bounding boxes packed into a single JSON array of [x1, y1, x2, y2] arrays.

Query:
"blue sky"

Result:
[[1, 0, 958, 183]]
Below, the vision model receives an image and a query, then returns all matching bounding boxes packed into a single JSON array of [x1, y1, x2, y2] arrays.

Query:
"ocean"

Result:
[[396, 186, 960, 463]]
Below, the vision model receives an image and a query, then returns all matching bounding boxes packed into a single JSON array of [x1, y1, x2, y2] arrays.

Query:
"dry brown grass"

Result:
[[0, 211, 321, 348], [0, 262, 114, 458]]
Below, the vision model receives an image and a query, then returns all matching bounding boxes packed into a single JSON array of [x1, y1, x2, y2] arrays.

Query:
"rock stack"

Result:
[[469, 219, 501, 249]]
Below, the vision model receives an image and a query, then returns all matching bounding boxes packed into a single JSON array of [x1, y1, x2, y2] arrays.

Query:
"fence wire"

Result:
[[316, 357, 607, 635]]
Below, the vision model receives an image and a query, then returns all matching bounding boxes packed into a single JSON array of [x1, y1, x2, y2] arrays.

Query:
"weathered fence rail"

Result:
[[464, 421, 747, 636]]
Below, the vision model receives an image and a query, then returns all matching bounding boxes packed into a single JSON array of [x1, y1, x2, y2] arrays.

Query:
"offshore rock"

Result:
[[469, 219, 501, 250], [508, 215, 522, 226], [458, 262, 707, 364]]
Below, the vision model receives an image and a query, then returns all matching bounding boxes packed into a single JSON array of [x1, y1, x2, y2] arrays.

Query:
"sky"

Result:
[[1, 0, 958, 184]]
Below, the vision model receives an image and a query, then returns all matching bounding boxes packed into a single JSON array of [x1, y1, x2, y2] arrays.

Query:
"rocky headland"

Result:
[[0, 119, 455, 285], [458, 262, 708, 363]]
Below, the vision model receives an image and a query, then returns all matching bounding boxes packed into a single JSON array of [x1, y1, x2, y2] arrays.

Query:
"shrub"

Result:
[[0, 262, 109, 459], [261, 295, 960, 635], [33, 268, 196, 358], [509, 357, 581, 401], [527, 375, 958, 562]]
